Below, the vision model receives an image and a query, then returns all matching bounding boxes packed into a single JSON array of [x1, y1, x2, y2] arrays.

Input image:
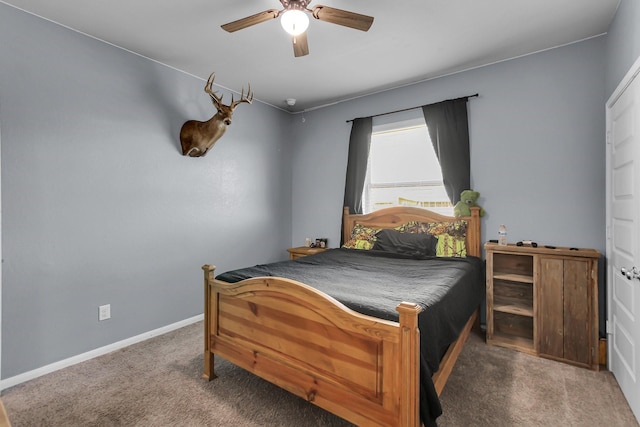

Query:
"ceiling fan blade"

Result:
[[221, 9, 279, 33], [312, 6, 374, 31], [292, 32, 309, 57]]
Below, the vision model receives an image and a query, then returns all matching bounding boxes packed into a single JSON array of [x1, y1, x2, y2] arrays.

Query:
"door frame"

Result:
[[0, 114, 3, 387], [606, 55, 640, 371], [605, 55, 640, 424]]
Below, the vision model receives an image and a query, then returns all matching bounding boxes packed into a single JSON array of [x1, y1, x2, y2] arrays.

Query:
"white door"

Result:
[[607, 55, 640, 422]]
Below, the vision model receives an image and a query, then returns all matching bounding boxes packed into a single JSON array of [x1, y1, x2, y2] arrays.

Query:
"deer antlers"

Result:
[[179, 72, 253, 157], [204, 73, 253, 111]]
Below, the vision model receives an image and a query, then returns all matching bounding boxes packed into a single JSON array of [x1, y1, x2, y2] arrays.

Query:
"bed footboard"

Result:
[[202, 264, 422, 427]]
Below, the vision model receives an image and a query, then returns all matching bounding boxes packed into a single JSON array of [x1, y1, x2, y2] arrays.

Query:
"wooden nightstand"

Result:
[[287, 246, 327, 260]]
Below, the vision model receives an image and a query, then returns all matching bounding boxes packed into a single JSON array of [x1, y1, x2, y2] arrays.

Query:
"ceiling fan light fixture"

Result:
[[280, 10, 309, 36]]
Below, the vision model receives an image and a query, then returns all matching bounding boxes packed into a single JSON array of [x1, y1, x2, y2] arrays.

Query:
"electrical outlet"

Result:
[[99, 304, 111, 321]]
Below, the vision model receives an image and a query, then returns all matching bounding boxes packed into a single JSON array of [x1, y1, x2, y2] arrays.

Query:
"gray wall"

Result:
[[292, 37, 606, 255], [290, 36, 607, 334], [0, 4, 292, 379], [605, 0, 640, 96]]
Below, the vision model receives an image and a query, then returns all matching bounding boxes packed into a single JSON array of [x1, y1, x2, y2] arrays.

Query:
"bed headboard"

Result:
[[342, 206, 482, 258]]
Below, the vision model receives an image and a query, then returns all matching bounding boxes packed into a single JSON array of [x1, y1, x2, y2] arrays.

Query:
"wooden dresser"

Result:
[[485, 242, 600, 370]]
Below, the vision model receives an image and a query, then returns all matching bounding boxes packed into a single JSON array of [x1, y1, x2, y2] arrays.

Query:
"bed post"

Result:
[[342, 206, 352, 244], [202, 264, 216, 380], [397, 302, 422, 427], [467, 207, 482, 258]]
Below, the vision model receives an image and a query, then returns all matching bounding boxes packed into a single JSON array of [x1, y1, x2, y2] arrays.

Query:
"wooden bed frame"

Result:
[[202, 206, 482, 427]]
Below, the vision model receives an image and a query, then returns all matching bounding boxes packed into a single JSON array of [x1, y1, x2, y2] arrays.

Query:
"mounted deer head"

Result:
[[180, 72, 253, 157]]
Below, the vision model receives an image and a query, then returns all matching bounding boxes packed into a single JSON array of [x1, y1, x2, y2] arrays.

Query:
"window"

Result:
[[362, 113, 453, 215]]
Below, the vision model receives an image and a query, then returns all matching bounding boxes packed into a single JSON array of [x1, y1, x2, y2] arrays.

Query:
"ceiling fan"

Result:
[[221, 0, 374, 57]]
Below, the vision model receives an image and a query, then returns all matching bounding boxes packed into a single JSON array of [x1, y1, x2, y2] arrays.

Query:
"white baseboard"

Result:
[[0, 314, 204, 392]]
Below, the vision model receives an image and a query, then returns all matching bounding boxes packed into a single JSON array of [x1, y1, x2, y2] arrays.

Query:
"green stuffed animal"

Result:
[[454, 189, 486, 217]]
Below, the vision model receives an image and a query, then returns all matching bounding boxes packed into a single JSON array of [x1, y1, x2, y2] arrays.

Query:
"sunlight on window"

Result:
[[362, 123, 453, 215]]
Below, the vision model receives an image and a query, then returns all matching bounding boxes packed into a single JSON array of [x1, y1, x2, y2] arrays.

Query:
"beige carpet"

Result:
[[2, 321, 637, 426], [438, 333, 638, 426]]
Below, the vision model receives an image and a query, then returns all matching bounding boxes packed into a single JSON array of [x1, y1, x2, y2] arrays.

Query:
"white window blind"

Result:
[[362, 112, 453, 215]]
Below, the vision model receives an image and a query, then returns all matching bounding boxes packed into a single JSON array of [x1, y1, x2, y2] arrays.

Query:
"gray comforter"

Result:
[[216, 248, 484, 426]]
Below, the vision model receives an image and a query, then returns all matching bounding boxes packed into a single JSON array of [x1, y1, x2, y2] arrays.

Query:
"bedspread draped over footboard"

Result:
[[203, 265, 423, 427]]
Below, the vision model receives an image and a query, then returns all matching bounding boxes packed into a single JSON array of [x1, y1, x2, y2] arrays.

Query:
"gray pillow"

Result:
[[372, 229, 437, 257]]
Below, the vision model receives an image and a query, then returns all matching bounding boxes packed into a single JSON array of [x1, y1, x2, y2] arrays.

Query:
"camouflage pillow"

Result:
[[394, 220, 468, 257], [435, 233, 467, 257], [394, 221, 422, 233], [342, 223, 380, 250]]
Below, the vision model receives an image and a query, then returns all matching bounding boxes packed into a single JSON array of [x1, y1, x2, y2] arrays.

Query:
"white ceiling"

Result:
[[2, 0, 620, 112]]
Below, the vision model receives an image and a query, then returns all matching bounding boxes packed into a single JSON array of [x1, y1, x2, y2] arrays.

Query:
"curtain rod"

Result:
[[345, 93, 479, 123]]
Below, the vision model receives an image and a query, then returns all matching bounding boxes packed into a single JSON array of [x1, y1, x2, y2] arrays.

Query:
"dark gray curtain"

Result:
[[421, 98, 470, 205], [342, 117, 373, 215]]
